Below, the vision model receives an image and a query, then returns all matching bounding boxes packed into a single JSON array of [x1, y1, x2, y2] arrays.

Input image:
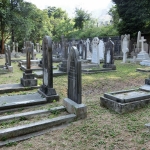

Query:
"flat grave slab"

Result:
[[0, 83, 40, 94], [136, 67, 150, 72], [100, 88, 150, 114], [34, 70, 67, 78], [82, 68, 116, 74], [139, 84, 150, 91], [0, 92, 46, 110]]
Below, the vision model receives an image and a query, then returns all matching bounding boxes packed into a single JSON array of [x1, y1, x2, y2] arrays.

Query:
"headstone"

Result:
[[122, 36, 129, 63], [12, 42, 15, 53], [20, 41, 37, 87], [36, 43, 40, 53], [16, 42, 18, 53], [103, 38, 116, 70], [98, 40, 105, 61], [38, 36, 59, 102], [14, 42, 20, 58], [136, 36, 149, 61], [78, 40, 83, 59], [4, 44, 13, 72], [91, 37, 100, 64], [86, 38, 92, 60]]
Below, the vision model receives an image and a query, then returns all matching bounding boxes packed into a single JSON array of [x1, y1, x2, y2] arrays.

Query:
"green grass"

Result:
[[0, 58, 150, 149]]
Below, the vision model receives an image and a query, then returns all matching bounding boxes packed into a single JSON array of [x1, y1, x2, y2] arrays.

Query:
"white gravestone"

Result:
[[91, 37, 100, 64], [86, 38, 92, 59], [137, 36, 149, 61], [36, 43, 40, 53], [122, 36, 129, 63], [99, 40, 105, 61]]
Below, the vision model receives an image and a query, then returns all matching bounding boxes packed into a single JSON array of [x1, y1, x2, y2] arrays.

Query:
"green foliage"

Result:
[[74, 8, 91, 30], [112, 0, 150, 37]]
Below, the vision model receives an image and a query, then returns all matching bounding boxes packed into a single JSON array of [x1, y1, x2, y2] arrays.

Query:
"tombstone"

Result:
[[98, 40, 105, 61], [59, 35, 68, 72], [38, 36, 59, 102], [31, 43, 34, 59], [144, 42, 149, 53], [82, 41, 87, 60], [4, 44, 13, 72], [20, 41, 37, 87], [63, 46, 87, 119], [91, 37, 100, 64], [36, 43, 40, 53], [78, 40, 83, 59], [122, 36, 129, 63], [86, 38, 92, 60], [136, 36, 149, 61], [14, 42, 20, 58], [137, 31, 141, 50], [12, 42, 15, 53], [103, 38, 116, 70]]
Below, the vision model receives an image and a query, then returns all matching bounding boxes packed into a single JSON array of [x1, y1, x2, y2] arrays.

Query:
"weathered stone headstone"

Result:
[[63, 46, 87, 119], [122, 36, 129, 63], [78, 40, 83, 59], [103, 38, 116, 70], [36, 43, 40, 53], [4, 44, 13, 72], [91, 37, 100, 64], [12, 42, 15, 53], [20, 41, 37, 87], [86, 38, 92, 59], [38, 36, 59, 102], [98, 40, 105, 61]]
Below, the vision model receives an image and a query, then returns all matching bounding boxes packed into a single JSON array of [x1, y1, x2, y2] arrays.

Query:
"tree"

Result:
[[112, 0, 150, 37], [74, 8, 91, 30]]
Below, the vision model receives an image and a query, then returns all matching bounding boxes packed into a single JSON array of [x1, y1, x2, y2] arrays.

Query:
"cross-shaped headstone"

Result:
[[139, 36, 146, 52]]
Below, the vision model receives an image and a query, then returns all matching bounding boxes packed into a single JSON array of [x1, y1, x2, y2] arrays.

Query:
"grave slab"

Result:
[[136, 67, 150, 72], [100, 89, 150, 114], [0, 83, 39, 94], [0, 92, 46, 110]]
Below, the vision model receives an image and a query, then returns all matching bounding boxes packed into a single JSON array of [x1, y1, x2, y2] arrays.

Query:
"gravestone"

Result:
[[36, 43, 40, 53], [103, 38, 116, 70], [136, 36, 149, 61], [122, 36, 129, 63], [86, 38, 92, 59], [4, 44, 13, 72], [82, 41, 87, 60], [38, 36, 59, 102], [20, 41, 37, 87], [99, 40, 105, 61], [59, 35, 68, 72], [91, 37, 100, 64], [12, 42, 15, 53], [78, 40, 83, 59], [14, 42, 20, 58], [63, 46, 87, 118]]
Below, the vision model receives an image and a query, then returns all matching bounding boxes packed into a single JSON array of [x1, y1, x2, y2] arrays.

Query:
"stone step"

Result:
[[0, 106, 66, 123], [0, 114, 76, 141]]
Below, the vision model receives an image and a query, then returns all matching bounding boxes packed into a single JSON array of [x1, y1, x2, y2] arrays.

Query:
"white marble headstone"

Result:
[[98, 40, 105, 61], [122, 36, 129, 63], [91, 37, 99, 64]]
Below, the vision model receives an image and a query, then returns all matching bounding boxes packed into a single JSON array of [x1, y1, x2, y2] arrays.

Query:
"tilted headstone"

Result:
[[91, 37, 100, 64], [67, 46, 82, 104], [103, 38, 116, 70], [99, 40, 105, 61], [122, 36, 129, 63], [38, 36, 59, 102]]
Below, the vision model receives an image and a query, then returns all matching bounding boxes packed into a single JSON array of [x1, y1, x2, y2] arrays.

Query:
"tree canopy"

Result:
[[112, 0, 150, 37]]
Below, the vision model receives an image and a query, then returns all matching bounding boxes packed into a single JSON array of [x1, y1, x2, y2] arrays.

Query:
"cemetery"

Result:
[[1, 0, 150, 149]]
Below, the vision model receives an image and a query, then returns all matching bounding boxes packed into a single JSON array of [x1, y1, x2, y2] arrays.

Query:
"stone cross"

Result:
[[67, 46, 81, 104], [25, 41, 32, 70], [91, 37, 100, 64], [139, 36, 146, 52], [122, 36, 129, 63]]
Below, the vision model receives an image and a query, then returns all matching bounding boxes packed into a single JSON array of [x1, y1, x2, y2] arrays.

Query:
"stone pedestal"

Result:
[[20, 69, 37, 87], [59, 60, 67, 72], [63, 98, 87, 119], [38, 85, 59, 102], [140, 60, 150, 66], [136, 51, 149, 61]]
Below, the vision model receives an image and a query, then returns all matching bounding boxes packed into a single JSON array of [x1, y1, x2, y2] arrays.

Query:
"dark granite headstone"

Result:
[[67, 46, 82, 104], [103, 38, 116, 70], [38, 36, 59, 102]]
